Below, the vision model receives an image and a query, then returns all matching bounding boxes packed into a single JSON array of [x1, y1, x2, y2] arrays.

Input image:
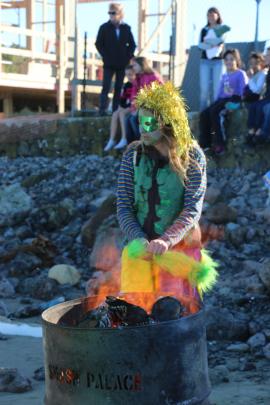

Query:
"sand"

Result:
[[0, 334, 269, 405]]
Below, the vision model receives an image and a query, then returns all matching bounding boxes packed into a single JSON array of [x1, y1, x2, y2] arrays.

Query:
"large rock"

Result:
[[89, 227, 122, 271], [17, 274, 58, 300], [48, 264, 81, 285], [0, 368, 32, 393], [225, 223, 246, 246], [258, 258, 270, 290], [0, 183, 32, 218], [247, 333, 266, 349], [206, 307, 249, 341], [209, 365, 230, 385], [204, 184, 221, 205], [0, 278, 15, 298], [81, 193, 116, 248], [7, 252, 42, 277], [206, 202, 238, 224]]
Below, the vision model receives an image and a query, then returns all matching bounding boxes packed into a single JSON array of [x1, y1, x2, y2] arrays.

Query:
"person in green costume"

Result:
[[117, 82, 207, 266]]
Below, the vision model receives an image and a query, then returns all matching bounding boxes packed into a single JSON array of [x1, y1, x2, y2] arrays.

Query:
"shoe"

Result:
[[213, 145, 225, 156], [114, 139, 127, 149], [104, 139, 116, 152]]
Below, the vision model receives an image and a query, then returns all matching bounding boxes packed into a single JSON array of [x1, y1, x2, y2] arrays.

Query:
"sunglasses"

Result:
[[108, 11, 117, 15]]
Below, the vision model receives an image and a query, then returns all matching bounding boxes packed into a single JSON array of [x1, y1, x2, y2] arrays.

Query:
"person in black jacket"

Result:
[[95, 3, 136, 115]]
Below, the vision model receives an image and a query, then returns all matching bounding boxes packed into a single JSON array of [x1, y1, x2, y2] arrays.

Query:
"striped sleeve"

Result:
[[117, 146, 147, 241], [160, 145, 207, 247]]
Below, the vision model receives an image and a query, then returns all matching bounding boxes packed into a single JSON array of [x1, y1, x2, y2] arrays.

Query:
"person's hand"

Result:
[[147, 239, 169, 255]]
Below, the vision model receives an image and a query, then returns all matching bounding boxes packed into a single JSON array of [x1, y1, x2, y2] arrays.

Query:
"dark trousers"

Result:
[[199, 98, 229, 148], [247, 98, 270, 130], [126, 113, 140, 144], [100, 67, 125, 112]]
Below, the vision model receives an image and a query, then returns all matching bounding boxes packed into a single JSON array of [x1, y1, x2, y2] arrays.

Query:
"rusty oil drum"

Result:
[[42, 297, 211, 405]]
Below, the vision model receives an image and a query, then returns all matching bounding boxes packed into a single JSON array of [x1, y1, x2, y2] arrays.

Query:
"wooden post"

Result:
[[26, 0, 35, 55], [173, 0, 187, 87], [0, 3, 2, 75], [56, 2, 65, 113], [3, 94, 13, 116], [138, 0, 147, 54]]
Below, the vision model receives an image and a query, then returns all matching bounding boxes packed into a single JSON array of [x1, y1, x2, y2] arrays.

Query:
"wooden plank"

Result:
[[1, 25, 56, 39], [0, 46, 57, 61]]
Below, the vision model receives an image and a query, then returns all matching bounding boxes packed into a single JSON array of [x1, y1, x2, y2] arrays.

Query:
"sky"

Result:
[[1, 0, 270, 51], [77, 0, 270, 51]]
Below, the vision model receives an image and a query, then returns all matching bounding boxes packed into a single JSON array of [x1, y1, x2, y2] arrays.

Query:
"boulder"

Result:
[[247, 333, 266, 349], [0, 368, 32, 393], [226, 343, 249, 352], [0, 183, 32, 217], [7, 252, 42, 277], [89, 227, 122, 272], [206, 307, 249, 341], [206, 202, 238, 224], [0, 278, 15, 298], [258, 258, 270, 290], [17, 274, 58, 300], [48, 264, 81, 285], [263, 343, 270, 360], [209, 365, 230, 385], [204, 185, 221, 205], [81, 193, 116, 247]]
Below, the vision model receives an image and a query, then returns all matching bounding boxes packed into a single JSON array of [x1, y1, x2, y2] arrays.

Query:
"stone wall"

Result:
[[0, 111, 269, 171], [0, 116, 111, 158]]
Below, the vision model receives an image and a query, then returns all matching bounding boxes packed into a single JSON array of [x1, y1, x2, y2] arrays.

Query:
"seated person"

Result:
[[246, 47, 270, 145], [104, 65, 135, 152], [199, 48, 248, 155], [244, 52, 266, 103], [125, 56, 163, 145]]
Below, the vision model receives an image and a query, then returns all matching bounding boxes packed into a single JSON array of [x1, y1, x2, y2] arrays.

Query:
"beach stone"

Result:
[[247, 333, 266, 349], [81, 193, 116, 247], [206, 307, 249, 341], [0, 368, 32, 393], [209, 365, 230, 385], [206, 202, 238, 224], [17, 274, 58, 300], [33, 367, 45, 381], [258, 258, 270, 290], [0, 278, 15, 298], [89, 227, 122, 271], [0, 184, 32, 217], [226, 343, 249, 352], [8, 252, 42, 277], [48, 264, 81, 285], [263, 343, 270, 360], [204, 185, 221, 205]]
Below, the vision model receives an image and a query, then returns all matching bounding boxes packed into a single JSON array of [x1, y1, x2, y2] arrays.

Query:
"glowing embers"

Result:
[[58, 294, 192, 329]]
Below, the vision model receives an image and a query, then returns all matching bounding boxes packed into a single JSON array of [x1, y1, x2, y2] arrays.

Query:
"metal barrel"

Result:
[[42, 297, 211, 405]]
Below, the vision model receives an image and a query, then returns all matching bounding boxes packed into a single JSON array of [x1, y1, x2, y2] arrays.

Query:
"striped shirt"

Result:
[[117, 143, 207, 247]]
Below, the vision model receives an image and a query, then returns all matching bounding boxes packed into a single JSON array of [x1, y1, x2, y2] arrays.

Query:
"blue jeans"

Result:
[[247, 98, 270, 130], [261, 103, 270, 138], [125, 112, 140, 144], [200, 59, 224, 111]]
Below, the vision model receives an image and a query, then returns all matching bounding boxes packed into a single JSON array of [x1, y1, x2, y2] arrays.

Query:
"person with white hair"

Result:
[[95, 2, 136, 115]]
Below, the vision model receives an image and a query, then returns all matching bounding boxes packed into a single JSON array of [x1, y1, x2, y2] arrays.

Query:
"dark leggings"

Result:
[[199, 98, 229, 148], [247, 98, 270, 130]]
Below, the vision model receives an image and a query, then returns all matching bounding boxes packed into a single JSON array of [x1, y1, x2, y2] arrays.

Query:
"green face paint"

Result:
[[139, 115, 159, 133]]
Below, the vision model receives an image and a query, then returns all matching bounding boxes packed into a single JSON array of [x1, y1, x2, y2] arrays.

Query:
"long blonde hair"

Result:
[[136, 82, 199, 179]]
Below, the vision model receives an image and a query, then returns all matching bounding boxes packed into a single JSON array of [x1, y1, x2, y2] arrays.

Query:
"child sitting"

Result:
[[199, 48, 248, 155], [246, 47, 270, 145], [244, 52, 266, 103], [104, 65, 135, 152]]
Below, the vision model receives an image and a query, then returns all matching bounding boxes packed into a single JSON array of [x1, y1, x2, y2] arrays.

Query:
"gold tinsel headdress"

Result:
[[135, 81, 193, 151]]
